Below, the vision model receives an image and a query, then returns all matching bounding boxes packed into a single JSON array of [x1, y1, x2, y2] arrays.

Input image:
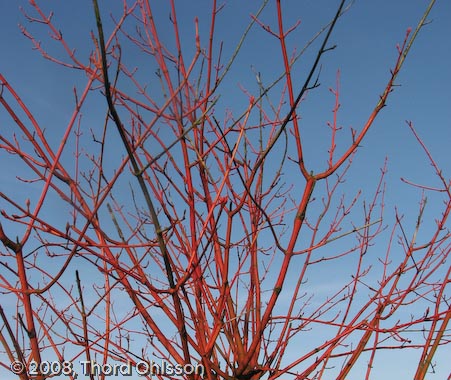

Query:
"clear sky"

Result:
[[1, 1, 450, 191], [1, 1, 451, 379]]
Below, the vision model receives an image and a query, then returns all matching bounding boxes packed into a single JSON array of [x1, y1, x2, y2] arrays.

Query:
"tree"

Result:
[[0, 1, 449, 379]]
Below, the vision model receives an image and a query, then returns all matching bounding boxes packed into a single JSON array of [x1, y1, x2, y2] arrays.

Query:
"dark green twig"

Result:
[[91, 0, 191, 367]]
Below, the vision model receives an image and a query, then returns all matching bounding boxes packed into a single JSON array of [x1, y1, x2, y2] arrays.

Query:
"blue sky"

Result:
[[1, 1, 451, 379]]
